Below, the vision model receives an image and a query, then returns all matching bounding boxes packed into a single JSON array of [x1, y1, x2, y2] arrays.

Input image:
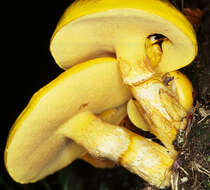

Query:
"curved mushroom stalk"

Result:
[[80, 103, 127, 168], [59, 111, 174, 189]]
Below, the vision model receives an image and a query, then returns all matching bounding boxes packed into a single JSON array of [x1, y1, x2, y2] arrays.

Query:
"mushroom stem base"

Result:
[[130, 78, 187, 157], [118, 56, 188, 156], [60, 111, 174, 189]]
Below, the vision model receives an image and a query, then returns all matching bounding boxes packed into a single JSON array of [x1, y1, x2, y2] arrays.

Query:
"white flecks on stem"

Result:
[[134, 83, 171, 120]]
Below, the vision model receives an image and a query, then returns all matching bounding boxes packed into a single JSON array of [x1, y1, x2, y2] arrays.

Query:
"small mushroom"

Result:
[[127, 70, 193, 155], [127, 71, 193, 132], [165, 71, 194, 112], [4, 57, 130, 183]]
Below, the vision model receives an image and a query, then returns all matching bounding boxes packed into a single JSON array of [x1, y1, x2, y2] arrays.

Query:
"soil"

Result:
[[1, 0, 209, 190]]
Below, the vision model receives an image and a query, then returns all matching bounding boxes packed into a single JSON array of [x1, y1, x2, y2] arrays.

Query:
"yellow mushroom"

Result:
[[127, 71, 194, 130], [127, 71, 194, 156], [5, 0, 197, 189], [50, 0, 197, 73], [5, 57, 193, 188], [50, 0, 197, 156], [165, 71, 194, 112], [4, 57, 130, 183]]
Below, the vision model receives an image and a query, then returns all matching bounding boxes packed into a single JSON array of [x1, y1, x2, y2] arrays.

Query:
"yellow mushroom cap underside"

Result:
[[4, 57, 131, 183], [50, 0, 197, 72], [168, 71, 194, 111]]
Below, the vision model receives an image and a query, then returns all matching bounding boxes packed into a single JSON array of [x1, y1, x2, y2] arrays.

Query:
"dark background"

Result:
[[2, 0, 72, 189], [2, 0, 210, 189]]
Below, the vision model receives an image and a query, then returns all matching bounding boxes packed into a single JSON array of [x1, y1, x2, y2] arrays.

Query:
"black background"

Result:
[[3, 1, 73, 145], [2, 0, 73, 187], [4, 0, 73, 129]]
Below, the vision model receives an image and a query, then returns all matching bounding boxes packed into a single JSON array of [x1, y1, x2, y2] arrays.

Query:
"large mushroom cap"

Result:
[[50, 0, 197, 73], [4, 57, 130, 183]]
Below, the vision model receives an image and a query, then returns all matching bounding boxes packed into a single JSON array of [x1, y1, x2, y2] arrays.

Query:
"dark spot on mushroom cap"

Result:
[[79, 103, 89, 110], [163, 76, 174, 86]]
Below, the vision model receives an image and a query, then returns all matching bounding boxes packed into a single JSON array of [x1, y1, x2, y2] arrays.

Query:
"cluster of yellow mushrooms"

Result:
[[4, 0, 197, 189]]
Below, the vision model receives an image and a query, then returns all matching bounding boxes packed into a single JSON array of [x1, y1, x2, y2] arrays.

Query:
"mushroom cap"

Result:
[[127, 99, 149, 131], [50, 0, 197, 72], [168, 71, 193, 111], [5, 57, 130, 183]]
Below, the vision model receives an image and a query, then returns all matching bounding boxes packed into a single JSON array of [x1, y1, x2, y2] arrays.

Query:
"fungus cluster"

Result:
[[5, 0, 197, 189]]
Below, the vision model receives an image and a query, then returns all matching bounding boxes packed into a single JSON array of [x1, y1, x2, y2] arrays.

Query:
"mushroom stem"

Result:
[[131, 79, 187, 157], [59, 111, 174, 189], [116, 37, 155, 85], [117, 41, 188, 156], [80, 103, 127, 168]]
